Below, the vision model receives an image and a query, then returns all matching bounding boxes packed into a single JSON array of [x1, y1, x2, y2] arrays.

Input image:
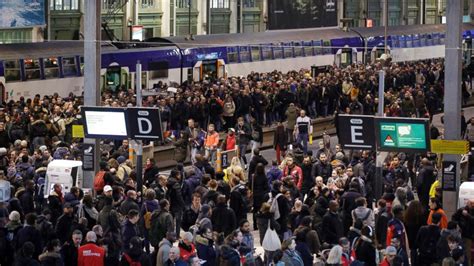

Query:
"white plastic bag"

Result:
[[262, 221, 281, 251]]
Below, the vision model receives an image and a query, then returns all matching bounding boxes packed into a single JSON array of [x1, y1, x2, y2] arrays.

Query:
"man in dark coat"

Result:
[[119, 189, 140, 216], [60, 230, 83, 266], [121, 209, 140, 251], [211, 195, 237, 236], [55, 202, 77, 244], [248, 149, 268, 178], [167, 169, 185, 236], [321, 200, 344, 245], [416, 158, 435, 209], [312, 153, 332, 182], [416, 212, 442, 266], [20, 179, 36, 215], [452, 199, 474, 265], [340, 181, 362, 234], [15, 213, 43, 259]]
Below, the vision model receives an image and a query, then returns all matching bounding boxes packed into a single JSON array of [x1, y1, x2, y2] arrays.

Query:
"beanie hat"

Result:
[[117, 156, 126, 164]]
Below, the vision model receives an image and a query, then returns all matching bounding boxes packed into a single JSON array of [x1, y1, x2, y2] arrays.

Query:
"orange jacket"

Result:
[[205, 132, 219, 149], [427, 208, 448, 229], [78, 243, 105, 266]]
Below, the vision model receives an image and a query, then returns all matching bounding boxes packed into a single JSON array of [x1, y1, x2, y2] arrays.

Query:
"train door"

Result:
[[192, 59, 225, 81], [335, 47, 357, 67], [371, 45, 390, 63], [101, 64, 129, 92]]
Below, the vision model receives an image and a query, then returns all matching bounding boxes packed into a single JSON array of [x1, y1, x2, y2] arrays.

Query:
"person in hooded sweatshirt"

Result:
[[157, 232, 177, 266], [354, 225, 377, 266], [39, 239, 64, 266], [120, 236, 151, 266]]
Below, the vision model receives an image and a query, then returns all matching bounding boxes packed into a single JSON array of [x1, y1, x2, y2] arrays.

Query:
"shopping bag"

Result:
[[262, 221, 281, 251]]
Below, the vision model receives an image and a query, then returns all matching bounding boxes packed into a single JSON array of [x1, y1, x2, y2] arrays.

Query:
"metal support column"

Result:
[[375, 70, 385, 200], [83, 0, 101, 189], [443, 0, 463, 218], [136, 61, 144, 195]]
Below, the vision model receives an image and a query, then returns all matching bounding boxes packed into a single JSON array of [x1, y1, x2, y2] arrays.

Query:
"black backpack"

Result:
[[419, 227, 439, 256]]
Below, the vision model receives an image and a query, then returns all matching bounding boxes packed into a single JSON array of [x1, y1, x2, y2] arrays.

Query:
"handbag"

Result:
[[262, 221, 281, 251]]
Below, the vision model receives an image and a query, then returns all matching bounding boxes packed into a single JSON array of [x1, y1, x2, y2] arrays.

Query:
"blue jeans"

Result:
[[296, 133, 308, 154], [239, 144, 248, 165]]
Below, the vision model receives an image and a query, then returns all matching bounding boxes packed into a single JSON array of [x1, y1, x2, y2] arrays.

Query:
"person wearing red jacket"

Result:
[[283, 157, 303, 190], [178, 232, 197, 263], [78, 231, 105, 266]]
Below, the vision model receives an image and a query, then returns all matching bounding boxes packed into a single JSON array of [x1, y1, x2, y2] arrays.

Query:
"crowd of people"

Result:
[[0, 58, 473, 266]]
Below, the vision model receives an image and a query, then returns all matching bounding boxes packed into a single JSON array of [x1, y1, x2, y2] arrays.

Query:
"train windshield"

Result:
[[106, 66, 121, 92]]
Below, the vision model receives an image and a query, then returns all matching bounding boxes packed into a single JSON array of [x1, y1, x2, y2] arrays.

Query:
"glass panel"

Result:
[[54, 0, 62, 10], [141, 0, 155, 8], [4, 60, 21, 82], [239, 46, 250, 62], [273, 44, 283, 59], [210, 0, 229, 8], [24, 59, 41, 80], [62, 57, 77, 77], [251, 46, 260, 61], [227, 47, 238, 63], [261, 45, 272, 60], [282, 43, 293, 58], [243, 0, 256, 8], [44, 58, 59, 79]]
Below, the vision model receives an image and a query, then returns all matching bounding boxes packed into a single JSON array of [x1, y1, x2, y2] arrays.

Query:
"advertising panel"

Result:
[[0, 0, 45, 28], [268, 0, 337, 30], [375, 117, 430, 152]]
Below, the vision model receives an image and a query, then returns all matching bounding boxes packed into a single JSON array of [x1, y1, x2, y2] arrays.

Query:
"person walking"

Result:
[[294, 110, 311, 154]]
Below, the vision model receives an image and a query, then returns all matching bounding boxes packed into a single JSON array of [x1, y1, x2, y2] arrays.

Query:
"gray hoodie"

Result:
[[156, 238, 172, 265]]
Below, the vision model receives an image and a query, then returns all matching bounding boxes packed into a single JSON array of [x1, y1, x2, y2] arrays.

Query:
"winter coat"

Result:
[[285, 105, 298, 130], [354, 238, 377, 266], [321, 211, 344, 245], [452, 206, 474, 239], [39, 251, 64, 266], [195, 235, 217, 266], [15, 225, 43, 258], [55, 214, 76, 244], [178, 241, 197, 262], [250, 172, 270, 212], [219, 245, 241, 266], [60, 240, 79, 266], [281, 249, 304, 266], [248, 155, 268, 179], [121, 220, 139, 251], [295, 241, 312, 266], [173, 138, 188, 163], [211, 202, 237, 236], [167, 177, 185, 215], [273, 124, 287, 149], [119, 198, 140, 216]]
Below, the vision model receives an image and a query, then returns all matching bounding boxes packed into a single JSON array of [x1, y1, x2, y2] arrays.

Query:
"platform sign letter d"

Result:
[[138, 118, 152, 134]]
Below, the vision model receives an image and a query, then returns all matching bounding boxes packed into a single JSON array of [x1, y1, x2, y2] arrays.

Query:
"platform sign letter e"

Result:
[[350, 118, 364, 143], [336, 114, 375, 150]]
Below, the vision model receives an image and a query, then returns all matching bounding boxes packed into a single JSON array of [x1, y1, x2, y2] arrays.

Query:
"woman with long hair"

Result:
[[403, 199, 426, 265], [250, 163, 270, 230]]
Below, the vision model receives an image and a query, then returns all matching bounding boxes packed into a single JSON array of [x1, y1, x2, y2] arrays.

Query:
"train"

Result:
[[1, 23, 474, 101]]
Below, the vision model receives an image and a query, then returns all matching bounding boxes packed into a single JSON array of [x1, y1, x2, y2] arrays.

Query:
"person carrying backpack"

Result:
[[416, 212, 442, 266], [351, 197, 375, 228], [149, 199, 174, 250]]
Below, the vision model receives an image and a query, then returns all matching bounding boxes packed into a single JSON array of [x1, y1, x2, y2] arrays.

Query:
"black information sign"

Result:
[[127, 107, 163, 141], [336, 114, 376, 150], [442, 161, 457, 191], [82, 143, 95, 171]]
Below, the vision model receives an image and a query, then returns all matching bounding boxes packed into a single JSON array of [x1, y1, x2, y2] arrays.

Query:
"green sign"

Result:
[[377, 119, 429, 152]]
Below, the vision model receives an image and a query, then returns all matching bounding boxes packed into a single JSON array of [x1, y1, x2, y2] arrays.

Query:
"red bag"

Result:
[[93, 170, 105, 192]]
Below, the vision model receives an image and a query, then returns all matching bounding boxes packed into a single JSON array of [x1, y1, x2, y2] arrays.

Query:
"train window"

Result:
[[261, 45, 272, 60], [323, 40, 331, 55], [24, 59, 41, 80], [251, 46, 260, 61], [293, 42, 303, 57], [273, 44, 283, 59], [282, 43, 293, 58], [227, 47, 238, 63], [4, 60, 21, 82], [148, 61, 169, 79], [313, 40, 323, 55], [239, 46, 251, 62], [43, 58, 59, 79], [303, 41, 313, 56], [62, 57, 77, 77]]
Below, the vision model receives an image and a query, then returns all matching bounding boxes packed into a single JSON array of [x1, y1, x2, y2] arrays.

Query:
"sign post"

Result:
[[375, 70, 385, 200], [135, 61, 144, 195]]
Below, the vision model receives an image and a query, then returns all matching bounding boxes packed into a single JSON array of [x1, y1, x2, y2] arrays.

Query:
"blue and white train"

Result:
[[1, 23, 474, 101]]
